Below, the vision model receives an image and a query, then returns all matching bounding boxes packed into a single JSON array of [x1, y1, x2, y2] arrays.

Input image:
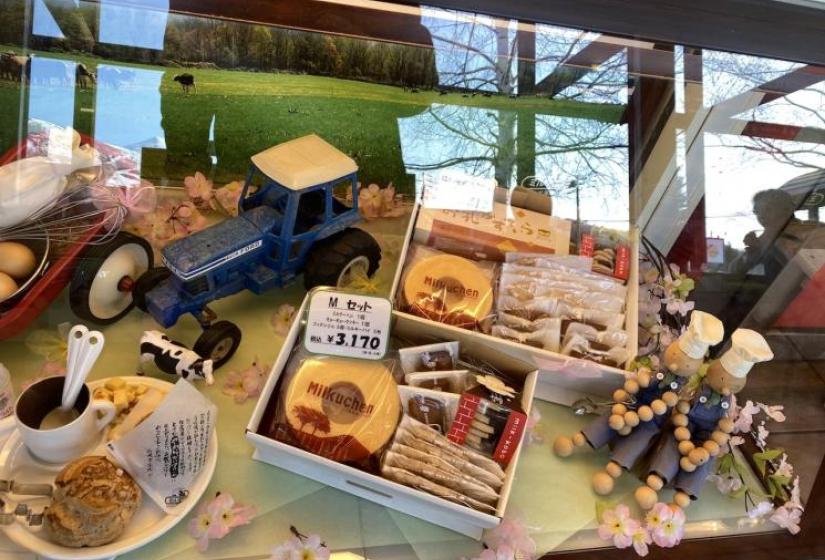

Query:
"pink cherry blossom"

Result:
[[664, 297, 694, 317], [185, 171, 214, 209], [643, 502, 671, 533], [483, 516, 536, 558], [630, 522, 652, 557], [271, 534, 330, 560], [271, 303, 297, 336], [188, 492, 256, 551], [524, 408, 543, 445], [215, 181, 243, 216], [598, 504, 634, 549], [748, 500, 774, 519], [359, 184, 384, 219], [648, 504, 685, 548], [770, 504, 802, 535], [475, 544, 517, 560], [222, 359, 268, 404]]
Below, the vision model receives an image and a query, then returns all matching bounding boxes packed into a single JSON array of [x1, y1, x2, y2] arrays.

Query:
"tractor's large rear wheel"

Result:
[[69, 232, 153, 324], [303, 228, 381, 290]]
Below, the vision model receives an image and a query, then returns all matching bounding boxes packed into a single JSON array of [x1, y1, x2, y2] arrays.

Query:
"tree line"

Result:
[[0, 0, 439, 88]]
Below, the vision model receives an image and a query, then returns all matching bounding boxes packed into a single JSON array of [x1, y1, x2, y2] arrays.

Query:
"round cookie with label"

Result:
[[403, 254, 494, 325], [285, 357, 401, 462]]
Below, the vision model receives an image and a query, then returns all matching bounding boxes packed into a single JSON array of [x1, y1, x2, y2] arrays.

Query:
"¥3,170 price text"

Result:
[[333, 332, 382, 349]]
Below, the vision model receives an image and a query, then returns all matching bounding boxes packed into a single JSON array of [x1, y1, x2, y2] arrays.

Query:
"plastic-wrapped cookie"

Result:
[[44, 456, 142, 548]]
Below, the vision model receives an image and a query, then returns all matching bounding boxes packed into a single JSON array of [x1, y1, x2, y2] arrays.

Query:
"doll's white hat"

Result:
[[720, 329, 773, 378], [678, 311, 724, 359]]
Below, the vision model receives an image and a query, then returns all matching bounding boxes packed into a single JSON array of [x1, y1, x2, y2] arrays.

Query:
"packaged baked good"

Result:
[[404, 369, 472, 394], [413, 198, 572, 261], [447, 373, 527, 466], [398, 341, 459, 374], [44, 456, 142, 548], [561, 333, 628, 367], [398, 385, 459, 434], [578, 225, 631, 281], [398, 245, 496, 330], [490, 323, 561, 352], [268, 348, 402, 464]]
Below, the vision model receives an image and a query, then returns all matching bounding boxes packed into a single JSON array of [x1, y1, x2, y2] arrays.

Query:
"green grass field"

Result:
[[0, 48, 624, 191]]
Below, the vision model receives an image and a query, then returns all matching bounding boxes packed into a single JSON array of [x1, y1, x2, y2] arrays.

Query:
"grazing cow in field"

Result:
[[138, 330, 214, 384], [76, 63, 95, 89], [173, 73, 195, 93], [1, 53, 30, 83]]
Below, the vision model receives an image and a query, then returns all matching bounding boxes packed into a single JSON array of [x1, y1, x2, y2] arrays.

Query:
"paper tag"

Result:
[[421, 170, 495, 213], [106, 380, 217, 514], [303, 289, 392, 360]]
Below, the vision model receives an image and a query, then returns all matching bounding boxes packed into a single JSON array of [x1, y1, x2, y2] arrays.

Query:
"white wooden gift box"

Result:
[[247, 297, 539, 539], [389, 194, 639, 406]]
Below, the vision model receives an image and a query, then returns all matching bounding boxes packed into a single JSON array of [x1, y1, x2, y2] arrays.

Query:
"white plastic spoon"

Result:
[[61, 329, 105, 412], [40, 327, 105, 430]]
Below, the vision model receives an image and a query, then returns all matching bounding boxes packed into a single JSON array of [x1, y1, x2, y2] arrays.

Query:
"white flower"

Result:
[[758, 403, 786, 423], [756, 423, 770, 449], [732, 400, 760, 434], [748, 500, 774, 519], [728, 435, 745, 449], [708, 473, 743, 495], [790, 476, 803, 510], [770, 504, 802, 535], [775, 454, 794, 478]]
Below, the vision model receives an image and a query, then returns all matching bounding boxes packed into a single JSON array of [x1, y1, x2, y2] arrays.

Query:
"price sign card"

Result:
[[303, 289, 392, 360], [421, 170, 496, 213]]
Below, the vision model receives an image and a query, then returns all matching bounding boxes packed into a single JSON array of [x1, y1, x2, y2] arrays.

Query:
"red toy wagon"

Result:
[[0, 132, 154, 340]]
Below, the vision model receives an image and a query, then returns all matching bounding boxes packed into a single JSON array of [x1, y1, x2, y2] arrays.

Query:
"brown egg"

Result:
[[0, 272, 18, 300], [0, 242, 36, 279]]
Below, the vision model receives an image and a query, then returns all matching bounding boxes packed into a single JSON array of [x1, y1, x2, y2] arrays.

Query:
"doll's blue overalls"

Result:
[[581, 371, 686, 471], [647, 384, 730, 499]]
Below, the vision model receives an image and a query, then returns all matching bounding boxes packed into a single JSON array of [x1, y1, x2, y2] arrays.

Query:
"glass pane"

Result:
[[0, 0, 823, 558]]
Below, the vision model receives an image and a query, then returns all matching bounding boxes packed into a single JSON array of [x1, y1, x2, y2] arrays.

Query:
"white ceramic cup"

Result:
[[15, 376, 116, 463]]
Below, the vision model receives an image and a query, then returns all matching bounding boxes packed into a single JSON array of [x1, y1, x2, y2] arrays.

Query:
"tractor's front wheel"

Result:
[[303, 228, 381, 290], [194, 320, 242, 369]]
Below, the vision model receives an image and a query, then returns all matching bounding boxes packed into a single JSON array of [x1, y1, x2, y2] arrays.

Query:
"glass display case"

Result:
[[0, 0, 824, 558]]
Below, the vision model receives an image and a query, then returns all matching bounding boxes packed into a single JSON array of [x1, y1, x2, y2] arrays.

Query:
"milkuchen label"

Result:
[[403, 254, 493, 322], [304, 289, 392, 360], [285, 357, 400, 462]]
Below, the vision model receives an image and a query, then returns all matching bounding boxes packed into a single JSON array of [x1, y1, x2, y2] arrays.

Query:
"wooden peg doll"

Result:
[[554, 311, 723, 496], [635, 329, 773, 509]]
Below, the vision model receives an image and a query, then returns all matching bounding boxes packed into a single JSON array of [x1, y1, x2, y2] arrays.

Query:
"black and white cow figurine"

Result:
[[139, 330, 214, 385]]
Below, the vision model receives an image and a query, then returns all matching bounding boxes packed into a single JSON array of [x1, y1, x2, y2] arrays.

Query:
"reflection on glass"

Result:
[[95, 65, 164, 159], [422, 7, 518, 94], [28, 57, 75, 129]]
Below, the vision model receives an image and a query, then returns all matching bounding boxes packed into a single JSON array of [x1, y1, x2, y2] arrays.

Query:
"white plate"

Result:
[[0, 376, 218, 560]]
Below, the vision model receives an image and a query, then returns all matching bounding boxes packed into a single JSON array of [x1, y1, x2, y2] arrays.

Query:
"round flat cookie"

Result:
[[285, 357, 401, 462]]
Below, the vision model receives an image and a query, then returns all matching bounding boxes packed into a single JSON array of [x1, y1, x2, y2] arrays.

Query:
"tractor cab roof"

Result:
[[250, 134, 357, 190]]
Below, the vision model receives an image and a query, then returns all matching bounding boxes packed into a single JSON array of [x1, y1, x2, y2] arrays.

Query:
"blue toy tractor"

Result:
[[128, 135, 381, 367]]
